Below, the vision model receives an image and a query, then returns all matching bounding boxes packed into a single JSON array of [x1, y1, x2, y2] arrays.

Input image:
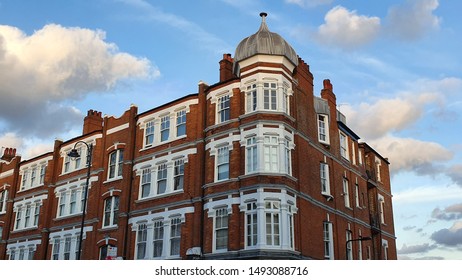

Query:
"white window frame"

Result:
[[339, 132, 349, 160], [375, 157, 382, 182], [343, 178, 350, 208], [160, 115, 170, 142], [265, 200, 281, 246], [136, 223, 148, 260], [13, 202, 42, 231], [378, 194, 385, 224], [156, 163, 168, 195], [323, 221, 334, 260], [21, 171, 28, 190], [346, 230, 353, 260], [320, 163, 330, 196], [214, 207, 229, 252], [140, 168, 152, 199], [145, 121, 155, 147], [56, 187, 85, 218], [318, 114, 330, 144], [108, 149, 124, 180], [245, 201, 258, 248], [173, 159, 184, 191], [0, 190, 7, 213], [355, 183, 360, 208], [217, 95, 230, 123], [39, 165, 46, 184], [263, 82, 277, 111], [246, 84, 257, 112], [170, 217, 182, 256], [382, 239, 389, 260], [263, 136, 279, 172], [153, 220, 164, 258], [49, 228, 90, 260], [62, 146, 89, 175], [103, 196, 120, 228], [216, 146, 230, 181], [176, 110, 186, 137], [246, 137, 258, 173]]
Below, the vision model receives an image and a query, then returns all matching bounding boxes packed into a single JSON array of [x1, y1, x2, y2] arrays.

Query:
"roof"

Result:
[[234, 13, 298, 70]]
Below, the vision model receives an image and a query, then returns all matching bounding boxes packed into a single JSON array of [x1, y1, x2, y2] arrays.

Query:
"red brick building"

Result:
[[0, 13, 396, 260]]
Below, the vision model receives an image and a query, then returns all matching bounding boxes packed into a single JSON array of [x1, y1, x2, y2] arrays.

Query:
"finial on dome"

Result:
[[260, 12, 268, 21]]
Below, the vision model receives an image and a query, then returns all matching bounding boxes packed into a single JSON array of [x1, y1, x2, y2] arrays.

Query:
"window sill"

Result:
[[203, 178, 239, 189], [13, 226, 38, 233], [59, 166, 89, 177], [240, 111, 295, 122], [136, 189, 184, 203], [239, 172, 298, 182], [18, 184, 43, 193], [140, 135, 188, 152], [54, 212, 83, 221], [103, 177, 123, 184], [99, 225, 118, 232], [321, 193, 334, 201]]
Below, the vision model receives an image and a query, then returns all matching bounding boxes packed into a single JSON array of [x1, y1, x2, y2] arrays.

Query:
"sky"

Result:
[[0, 0, 461, 260]]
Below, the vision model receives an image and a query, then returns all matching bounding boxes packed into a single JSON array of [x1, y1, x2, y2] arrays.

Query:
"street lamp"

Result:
[[67, 141, 93, 260], [345, 236, 372, 260]]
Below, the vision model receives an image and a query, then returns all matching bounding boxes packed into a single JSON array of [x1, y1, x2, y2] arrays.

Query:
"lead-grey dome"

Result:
[[234, 13, 298, 68]]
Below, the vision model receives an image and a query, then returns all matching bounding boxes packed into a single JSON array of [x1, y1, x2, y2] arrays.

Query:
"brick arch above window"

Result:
[[106, 143, 127, 154]]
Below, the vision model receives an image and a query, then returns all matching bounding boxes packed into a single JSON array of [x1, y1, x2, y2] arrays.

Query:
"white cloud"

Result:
[[370, 135, 452, 175], [340, 77, 461, 176], [386, 0, 440, 41], [432, 204, 462, 221], [397, 243, 437, 254], [0, 133, 24, 151], [447, 165, 462, 187], [315, 6, 380, 50], [394, 184, 462, 204], [0, 24, 156, 138]]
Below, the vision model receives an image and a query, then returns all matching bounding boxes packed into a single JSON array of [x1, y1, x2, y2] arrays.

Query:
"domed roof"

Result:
[[234, 13, 298, 67]]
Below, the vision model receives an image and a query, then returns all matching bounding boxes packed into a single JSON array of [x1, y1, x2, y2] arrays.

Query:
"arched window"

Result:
[[103, 196, 120, 228], [108, 149, 124, 179]]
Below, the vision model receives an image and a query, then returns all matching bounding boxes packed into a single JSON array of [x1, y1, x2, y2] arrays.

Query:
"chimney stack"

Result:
[[321, 79, 337, 107], [1, 147, 17, 162], [83, 109, 103, 134], [219, 53, 235, 82]]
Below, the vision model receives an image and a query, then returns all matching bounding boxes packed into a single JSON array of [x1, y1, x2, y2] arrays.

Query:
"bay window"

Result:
[[246, 137, 258, 173], [263, 82, 277, 110]]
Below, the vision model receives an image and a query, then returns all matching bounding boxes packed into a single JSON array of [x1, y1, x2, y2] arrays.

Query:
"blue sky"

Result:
[[1, 0, 461, 259]]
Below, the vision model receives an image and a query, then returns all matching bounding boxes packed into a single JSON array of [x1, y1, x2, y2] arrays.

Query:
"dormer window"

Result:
[[318, 114, 330, 145]]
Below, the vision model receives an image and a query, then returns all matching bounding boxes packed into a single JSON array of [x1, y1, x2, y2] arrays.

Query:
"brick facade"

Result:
[[0, 17, 396, 260]]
